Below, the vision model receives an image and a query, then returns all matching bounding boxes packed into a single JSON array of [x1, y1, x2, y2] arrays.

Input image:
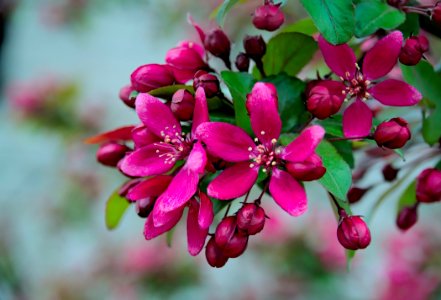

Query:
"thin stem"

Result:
[[244, 190, 251, 203], [255, 58, 267, 78], [298, 115, 315, 132], [402, 6, 431, 15], [328, 136, 373, 142], [256, 180, 270, 205], [224, 203, 232, 217]]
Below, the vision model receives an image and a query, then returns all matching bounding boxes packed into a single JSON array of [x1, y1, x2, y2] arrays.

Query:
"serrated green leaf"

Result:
[[300, 0, 354, 45], [105, 188, 131, 230]]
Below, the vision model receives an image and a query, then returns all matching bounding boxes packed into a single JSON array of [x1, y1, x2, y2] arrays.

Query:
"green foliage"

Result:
[[282, 18, 318, 36], [105, 188, 131, 230], [149, 85, 194, 99], [396, 181, 416, 212], [215, 0, 241, 26]]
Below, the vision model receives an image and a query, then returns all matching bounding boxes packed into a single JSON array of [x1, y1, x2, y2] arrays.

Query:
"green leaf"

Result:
[[355, 1, 405, 38], [398, 13, 420, 38], [105, 188, 131, 230], [221, 71, 255, 133], [332, 140, 355, 168], [213, 199, 233, 215], [262, 32, 318, 77], [148, 85, 193, 99], [318, 116, 344, 137], [262, 74, 308, 131], [215, 0, 240, 26], [396, 181, 416, 212], [299, 0, 354, 45], [282, 18, 318, 35], [316, 140, 352, 207]]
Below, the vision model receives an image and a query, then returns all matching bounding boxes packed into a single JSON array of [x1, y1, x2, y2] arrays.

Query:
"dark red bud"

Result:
[[223, 233, 249, 258], [417, 35, 430, 53], [193, 70, 220, 98], [119, 84, 136, 108], [252, 2, 285, 31], [204, 29, 231, 60], [374, 117, 411, 149], [286, 154, 326, 181], [243, 35, 266, 60], [347, 187, 369, 204], [97, 142, 130, 167], [130, 64, 175, 93], [170, 89, 195, 121], [215, 216, 237, 248], [382, 164, 399, 182], [337, 215, 371, 250], [387, 0, 408, 8], [236, 203, 266, 235], [396, 205, 418, 231], [235, 52, 250, 72], [432, 3, 441, 25], [399, 36, 426, 66], [416, 168, 441, 203], [205, 237, 229, 268], [118, 178, 143, 198], [135, 197, 155, 218], [306, 81, 345, 119]]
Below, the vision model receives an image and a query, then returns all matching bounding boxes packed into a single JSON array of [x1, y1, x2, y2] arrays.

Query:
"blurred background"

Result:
[[0, 0, 440, 299]]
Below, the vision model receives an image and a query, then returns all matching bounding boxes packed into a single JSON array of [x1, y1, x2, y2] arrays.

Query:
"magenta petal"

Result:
[[207, 163, 259, 200], [269, 169, 307, 216], [135, 93, 181, 137], [318, 35, 357, 78], [187, 199, 209, 256], [178, 40, 205, 59], [196, 122, 255, 162], [191, 87, 210, 138], [187, 14, 205, 44], [246, 82, 282, 146], [126, 175, 173, 201], [120, 145, 174, 177], [198, 192, 214, 230], [363, 31, 403, 80], [85, 126, 135, 144], [144, 206, 184, 240], [280, 125, 325, 163], [342, 100, 373, 138], [132, 125, 161, 148], [369, 79, 422, 106]]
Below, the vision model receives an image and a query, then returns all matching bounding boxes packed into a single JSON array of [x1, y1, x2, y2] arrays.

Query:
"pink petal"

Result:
[[120, 144, 174, 177], [269, 169, 307, 216], [342, 100, 373, 138], [318, 35, 357, 79], [144, 206, 184, 240], [84, 126, 135, 144], [132, 125, 161, 148], [187, 199, 209, 256], [207, 162, 259, 200], [178, 40, 205, 59], [246, 82, 282, 146], [126, 175, 173, 201], [196, 122, 255, 162], [280, 125, 325, 163], [187, 14, 206, 44], [369, 79, 422, 106], [363, 31, 403, 80], [168, 67, 196, 84], [135, 93, 181, 138], [191, 87, 210, 138], [198, 192, 214, 230]]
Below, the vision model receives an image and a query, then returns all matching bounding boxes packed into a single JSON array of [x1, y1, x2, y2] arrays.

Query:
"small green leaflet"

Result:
[[105, 188, 131, 230]]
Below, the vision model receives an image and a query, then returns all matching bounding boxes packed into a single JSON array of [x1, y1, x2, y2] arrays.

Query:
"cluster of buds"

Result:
[[399, 35, 429, 66], [235, 35, 267, 75], [337, 210, 371, 250]]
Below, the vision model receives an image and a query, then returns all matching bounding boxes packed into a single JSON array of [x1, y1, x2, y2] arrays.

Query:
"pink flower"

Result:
[[318, 31, 422, 138], [197, 82, 325, 216]]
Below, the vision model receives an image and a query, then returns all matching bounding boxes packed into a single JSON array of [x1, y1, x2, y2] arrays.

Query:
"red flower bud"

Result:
[[236, 203, 266, 235], [204, 29, 231, 60], [206, 237, 229, 268], [215, 216, 237, 248], [432, 3, 441, 25], [306, 81, 345, 119], [170, 89, 195, 121], [337, 215, 371, 250], [130, 64, 175, 92], [118, 178, 143, 198], [396, 205, 418, 231], [135, 197, 155, 218], [166, 46, 206, 84], [417, 35, 430, 53], [416, 168, 441, 203], [399, 36, 428, 66], [97, 142, 130, 167], [119, 84, 136, 108], [286, 153, 326, 181], [243, 35, 266, 61], [193, 70, 220, 98], [252, 2, 285, 32], [223, 233, 249, 258], [382, 164, 399, 182], [374, 117, 411, 149], [235, 52, 250, 72], [387, 0, 408, 8], [347, 187, 369, 204]]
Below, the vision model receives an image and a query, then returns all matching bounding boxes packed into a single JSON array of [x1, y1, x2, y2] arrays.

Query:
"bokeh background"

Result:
[[1, 1, 441, 299]]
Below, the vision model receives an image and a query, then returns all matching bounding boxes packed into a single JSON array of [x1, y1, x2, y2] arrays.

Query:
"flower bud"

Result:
[[396, 205, 418, 231], [119, 84, 136, 108], [130, 64, 175, 92], [252, 2, 285, 31], [432, 3, 441, 25], [215, 216, 237, 248], [286, 153, 326, 181], [374, 117, 411, 149], [236, 203, 266, 235], [399, 36, 428, 66], [118, 178, 143, 198], [243, 35, 266, 61], [382, 164, 399, 182], [416, 168, 441, 203], [387, 0, 408, 8], [193, 70, 220, 98], [337, 214, 371, 250], [135, 197, 155, 218], [170, 89, 195, 121], [235, 52, 250, 72], [97, 142, 130, 167], [306, 81, 345, 119], [347, 187, 369, 204], [223, 233, 249, 258], [165, 46, 206, 83], [206, 237, 229, 268], [204, 29, 231, 60], [417, 35, 429, 53]]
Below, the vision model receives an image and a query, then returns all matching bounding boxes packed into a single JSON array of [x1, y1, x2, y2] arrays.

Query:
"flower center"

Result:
[[248, 135, 281, 172], [154, 126, 192, 164], [340, 66, 371, 100]]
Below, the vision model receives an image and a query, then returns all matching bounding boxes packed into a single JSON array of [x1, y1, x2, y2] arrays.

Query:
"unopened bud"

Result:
[[374, 117, 411, 149], [347, 187, 369, 204], [119, 84, 136, 108], [396, 205, 418, 231], [193, 70, 220, 98], [337, 213, 371, 250], [223, 233, 249, 258], [135, 197, 155, 218], [206, 237, 229, 268], [235, 52, 250, 72], [382, 164, 399, 182], [399, 36, 428, 66], [306, 81, 345, 119], [171, 89, 195, 121], [204, 29, 231, 61], [252, 1, 285, 31], [215, 216, 237, 248], [97, 142, 130, 167], [387, 0, 408, 8], [130, 64, 175, 92], [166, 45, 207, 83], [416, 168, 441, 203], [243, 35, 266, 61], [236, 203, 266, 235], [432, 3, 441, 25]]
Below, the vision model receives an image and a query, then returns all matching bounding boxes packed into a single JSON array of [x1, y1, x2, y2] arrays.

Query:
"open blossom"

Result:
[[197, 82, 325, 216], [318, 31, 422, 138]]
